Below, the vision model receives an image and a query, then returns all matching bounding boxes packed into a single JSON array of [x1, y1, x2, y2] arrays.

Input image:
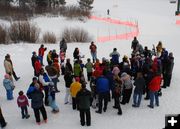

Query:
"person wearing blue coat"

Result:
[[95, 71, 110, 114], [27, 77, 47, 125], [3, 74, 14, 100]]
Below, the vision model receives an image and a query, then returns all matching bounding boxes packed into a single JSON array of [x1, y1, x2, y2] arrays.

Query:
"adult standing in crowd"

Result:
[[60, 38, 67, 53], [131, 37, 139, 51], [95, 71, 110, 114], [76, 83, 92, 126], [109, 48, 120, 65], [38, 44, 47, 66], [89, 41, 97, 63], [27, 77, 47, 125], [4, 54, 20, 81]]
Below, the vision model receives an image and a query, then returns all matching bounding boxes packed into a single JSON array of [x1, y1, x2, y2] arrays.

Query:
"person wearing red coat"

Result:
[[35, 58, 42, 77], [17, 91, 30, 119], [38, 44, 47, 66], [148, 74, 162, 108]]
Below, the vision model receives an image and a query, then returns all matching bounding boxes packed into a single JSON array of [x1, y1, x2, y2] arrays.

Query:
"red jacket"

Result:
[[38, 47, 46, 57], [17, 95, 29, 107], [35, 60, 42, 75], [148, 75, 162, 92]]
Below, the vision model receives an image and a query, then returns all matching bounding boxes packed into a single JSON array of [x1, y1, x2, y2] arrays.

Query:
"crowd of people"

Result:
[[1, 37, 175, 127]]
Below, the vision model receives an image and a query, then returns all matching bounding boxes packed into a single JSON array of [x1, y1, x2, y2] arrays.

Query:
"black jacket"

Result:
[[76, 88, 91, 110], [134, 77, 146, 93]]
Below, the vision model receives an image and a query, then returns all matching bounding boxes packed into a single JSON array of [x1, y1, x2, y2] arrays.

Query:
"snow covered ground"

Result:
[[0, 0, 180, 129]]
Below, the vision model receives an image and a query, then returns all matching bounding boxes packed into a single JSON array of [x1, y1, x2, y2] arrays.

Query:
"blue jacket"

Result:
[[3, 79, 14, 90], [96, 76, 110, 93]]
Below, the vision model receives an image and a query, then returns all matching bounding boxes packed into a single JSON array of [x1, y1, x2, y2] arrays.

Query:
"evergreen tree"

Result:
[[35, 0, 48, 7], [59, 0, 66, 5], [78, 0, 94, 10]]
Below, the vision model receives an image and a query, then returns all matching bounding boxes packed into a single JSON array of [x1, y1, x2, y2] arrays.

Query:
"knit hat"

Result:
[[4, 74, 10, 79], [75, 77, 80, 82]]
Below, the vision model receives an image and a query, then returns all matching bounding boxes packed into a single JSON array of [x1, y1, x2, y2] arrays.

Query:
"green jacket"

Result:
[[85, 62, 93, 73]]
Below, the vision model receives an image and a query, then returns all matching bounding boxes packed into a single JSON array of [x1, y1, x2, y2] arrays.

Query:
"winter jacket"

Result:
[[121, 73, 133, 90], [131, 39, 139, 50], [148, 75, 162, 92], [38, 47, 46, 57], [39, 73, 51, 87], [53, 61, 60, 75], [28, 89, 44, 109], [45, 65, 58, 78], [3, 79, 14, 90], [64, 73, 73, 88], [76, 88, 91, 110], [31, 56, 37, 68], [17, 95, 29, 107], [74, 63, 81, 77], [4, 60, 13, 75], [34, 60, 42, 75], [47, 53, 52, 63], [89, 44, 97, 53], [96, 76, 110, 93], [166, 56, 174, 75], [109, 51, 120, 64], [65, 62, 73, 74], [60, 40, 67, 51], [85, 62, 93, 73], [70, 82, 82, 98], [134, 77, 146, 93]]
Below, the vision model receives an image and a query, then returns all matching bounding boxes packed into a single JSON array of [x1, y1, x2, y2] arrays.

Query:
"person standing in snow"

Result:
[[4, 54, 20, 81], [59, 38, 67, 54], [120, 72, 133, 105], [64, 71, 73, 104], [112, 75, 122, 115], [131, 37, 139, 51], [148, 74, 162, 108], [132, 72, 146, 107], [31, 51, 38, 76], [76, 83, 92, 126], [38, 44, 47, 66], [27, 77, 47, 125], [70, 77, 82, 110], [95, 71, 110, 114], [109, 48, 120, 65], [38, 68, 52, 106], [3, 74, 15, 100], [0, 107, 7, 128], [85, 58, 93, 81], [89, 41, 97, 63], [17, 91, 30, 119]]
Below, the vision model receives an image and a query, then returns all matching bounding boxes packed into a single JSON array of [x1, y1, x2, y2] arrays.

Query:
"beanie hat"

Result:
[[75, 77, 80, 82]]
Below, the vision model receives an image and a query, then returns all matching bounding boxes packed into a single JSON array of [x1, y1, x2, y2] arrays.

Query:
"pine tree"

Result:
[[59, 0, 66, 5], [35, 0, 48, 7], [78, 0, 94, 10]]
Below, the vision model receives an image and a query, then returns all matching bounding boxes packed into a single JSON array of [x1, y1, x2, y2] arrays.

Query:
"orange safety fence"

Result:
[[90, 16, 139, 43]]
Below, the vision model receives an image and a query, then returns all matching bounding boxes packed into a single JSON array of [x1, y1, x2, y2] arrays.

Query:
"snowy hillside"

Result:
[[0, 0, 180, 129]]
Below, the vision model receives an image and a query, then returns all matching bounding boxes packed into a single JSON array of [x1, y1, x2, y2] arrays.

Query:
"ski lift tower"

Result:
[[175, 0, 180, 15]]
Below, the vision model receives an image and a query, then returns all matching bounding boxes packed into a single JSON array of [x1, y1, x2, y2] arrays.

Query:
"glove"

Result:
[[49, 82, 54, 86]]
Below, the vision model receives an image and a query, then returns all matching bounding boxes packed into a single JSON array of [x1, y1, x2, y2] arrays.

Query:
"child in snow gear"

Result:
[[3, 74, 15, 100], [59, 38, 67, 53], [17, 91, 30, 119], [109, 48, 120, 65], [76, 83, 92, 126]]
